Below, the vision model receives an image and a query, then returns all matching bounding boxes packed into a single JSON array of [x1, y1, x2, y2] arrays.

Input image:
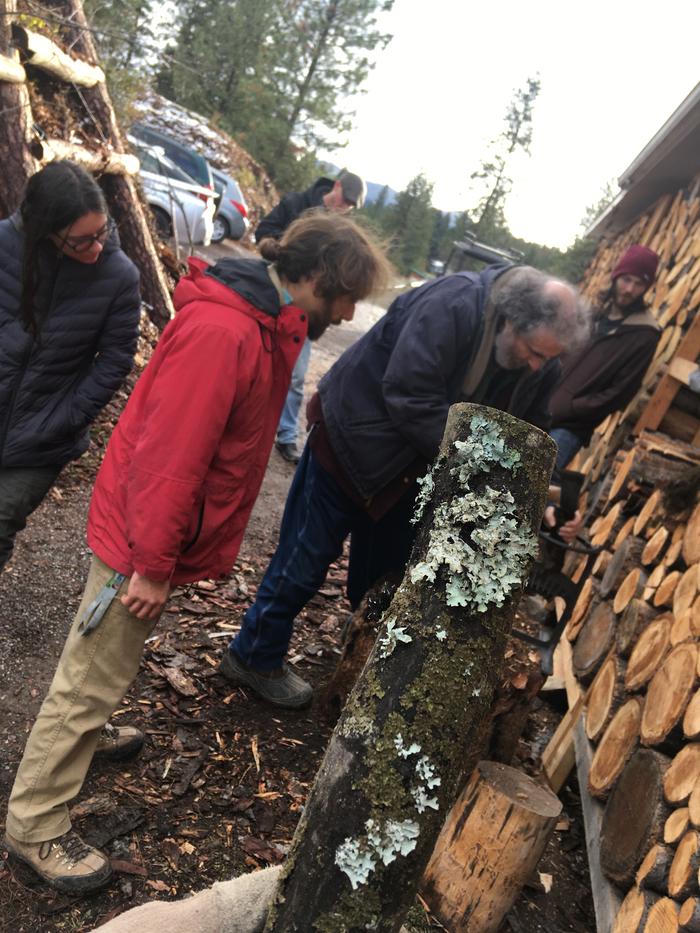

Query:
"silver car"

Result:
[[211, 168, 250, 243], [129, 136, 215, 247]]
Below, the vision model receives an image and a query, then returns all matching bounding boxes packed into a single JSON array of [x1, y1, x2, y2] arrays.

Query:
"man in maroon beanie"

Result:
[[548, 244, 661, 476]]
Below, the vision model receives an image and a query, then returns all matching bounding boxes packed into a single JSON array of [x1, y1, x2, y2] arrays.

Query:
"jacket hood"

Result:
[[307, 177, 334, 202], [174, 257, 283, 324], [616, 307, 660, 330]]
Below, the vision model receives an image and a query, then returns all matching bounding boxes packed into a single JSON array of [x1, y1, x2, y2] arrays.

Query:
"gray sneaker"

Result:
[[4, 829, 112, 893], [219, 649, 312, 709]]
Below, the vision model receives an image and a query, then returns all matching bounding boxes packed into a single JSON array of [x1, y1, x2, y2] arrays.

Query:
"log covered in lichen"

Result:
[[264, 403, 556, 933]]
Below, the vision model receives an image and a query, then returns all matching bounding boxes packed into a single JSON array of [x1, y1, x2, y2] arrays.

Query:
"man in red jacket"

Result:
[[4, 213, 390, 894], [548, 244, 661, 477]]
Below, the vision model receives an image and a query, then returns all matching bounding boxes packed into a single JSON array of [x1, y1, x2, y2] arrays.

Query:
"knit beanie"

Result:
[[612, 245, 659, 288]]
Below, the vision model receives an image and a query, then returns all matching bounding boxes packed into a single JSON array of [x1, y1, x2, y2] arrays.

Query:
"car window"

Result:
[[131, 123, 211, 188]]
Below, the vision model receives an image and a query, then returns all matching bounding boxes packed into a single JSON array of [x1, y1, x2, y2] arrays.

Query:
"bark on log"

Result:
[[12, 25, 105, 85], [666, 808, 691, 846], [665, 745, 700, 806], [420, 761, 561, 933], [617, 600, 660, 659], [669, 830, 700, 900], [573, 601, 617, 683], [589, 698, 643, 801], [613, 887, 659, 933], [636, 842, 675, 893], [0, 1, 37, 216], [641, 644, 699, 751], [679, 896, 700, 931], [601, 537, 646, 599], [52, 0, 174, 328], [586, 653, 627, 742], [37, 138, 140, 175], [601, 748, 671, 887], [263, 404, 556, 933], [626, 617, 673, 692], [615, 569, 649, 614], [684, 504, 700, 567]]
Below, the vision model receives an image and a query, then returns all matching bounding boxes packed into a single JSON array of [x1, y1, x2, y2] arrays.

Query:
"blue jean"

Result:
[[549, 427, 584, 482], [277, 338, 312, 445], [231, 444, 418, 670]]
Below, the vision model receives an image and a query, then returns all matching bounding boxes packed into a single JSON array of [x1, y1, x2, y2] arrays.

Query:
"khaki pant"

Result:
[[6, 556, 154, 843]]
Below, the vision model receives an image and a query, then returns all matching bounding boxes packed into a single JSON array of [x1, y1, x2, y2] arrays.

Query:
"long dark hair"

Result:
[[19, 161, 107, 335]]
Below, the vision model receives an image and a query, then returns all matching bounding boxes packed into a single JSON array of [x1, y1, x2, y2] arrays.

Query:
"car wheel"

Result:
[[151, 206, 172, 240], [211, 215, 230, 243]]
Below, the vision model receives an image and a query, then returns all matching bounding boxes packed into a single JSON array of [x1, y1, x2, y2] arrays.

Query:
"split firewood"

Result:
[[664, 745, 700, 806], [593, 550, 614, 578], [673, 611, 698, 648], [669, 830, 700, 900], [573, 601, 617, 683], [626, 616, 673, 692], [684, 504, 700, 566], [689, 780, 700, 828], [641, 644, 699, 751], [566, 577, 599, 641], [666, 808, 691, 846], [666, 539, 686, 570], [591, 501, 624, 549], [654, 570, 683, 609], [645, 563, 669, 602], [615, 569, 648, 614], [685, 693, 700, 742], [600, 537, 646, 600], [675, 566, 700, 619], [613, 887, 659, 933], [617, 600, 660, 658], [636, 842, 676, 893], [643, 527, 671, 566], [634, 490, 663, 537], [613, 516, 638, 552], [601, 748, 671, 887], [679, 896, 700, 932], [586, 653, 627, 743], [644, 896, 680, 930], [589, 698, 643, 800]]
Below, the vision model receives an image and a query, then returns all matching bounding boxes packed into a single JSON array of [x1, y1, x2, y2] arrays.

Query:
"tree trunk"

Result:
[[600, 537, 646, 599], [626, 617, 673, 692], [635, 842, 675, 893], [641, 644, 698, 751], [53, 0, 174, 329], [589, 698, 642, 800], [586, 653, 627, 743], [573, 601, 617, 683], [0, 0, 37, 216], [613, 887, 659, 933], [420, 761, 561, 933], [600, 749, 671, 886], [263, 404, 555, 933], [664, 744, 700, 806]]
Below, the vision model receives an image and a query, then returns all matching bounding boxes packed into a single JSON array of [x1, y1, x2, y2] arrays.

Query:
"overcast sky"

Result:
[[322, 0, 700, 248]]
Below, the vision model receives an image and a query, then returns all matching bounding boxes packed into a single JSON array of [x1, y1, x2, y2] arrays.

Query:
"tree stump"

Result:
[[263, 404, 555, 933], [601, 537, 646, 599], [666, 808, 691, 846], [625, 618, 673, 692], [420, 761, 561, 933], [589, 698, 643, 800], [642, 644, 699, 751], [636, 842, 676, 893], [615, 569, 648, 614], [573, 601, 617, 683], [601, 749, 671, 886], [669, 831, 700, 900], [664, 745, 700, 806], [679, 896, 700, 931], [617, 600, 660, 658], [613, 887, 659, 933]]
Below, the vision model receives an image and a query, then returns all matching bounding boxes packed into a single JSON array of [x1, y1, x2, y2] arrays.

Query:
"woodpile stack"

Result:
[[573, 172, 700, 491], [562, 431, 700, 931]]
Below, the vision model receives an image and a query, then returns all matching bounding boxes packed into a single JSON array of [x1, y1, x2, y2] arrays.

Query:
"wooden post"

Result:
[[0, 0, 37, 216], [263, 404, 555, 933], [420, 761, 562, 933]]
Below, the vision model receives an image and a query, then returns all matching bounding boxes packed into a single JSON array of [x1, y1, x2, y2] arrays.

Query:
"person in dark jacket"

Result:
[[3, 213, 391, 895], [548, 244, 661, 476], [221, 265, 590, 709], [256, 170, 367, 463], [0, 161, 141, 571]]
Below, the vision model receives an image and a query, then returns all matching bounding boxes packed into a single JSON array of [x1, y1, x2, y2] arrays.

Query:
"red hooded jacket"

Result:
[[87, 257, 306, 584]]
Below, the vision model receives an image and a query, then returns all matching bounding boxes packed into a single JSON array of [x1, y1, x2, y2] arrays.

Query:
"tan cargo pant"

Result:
[[6, 555, 155, 843]]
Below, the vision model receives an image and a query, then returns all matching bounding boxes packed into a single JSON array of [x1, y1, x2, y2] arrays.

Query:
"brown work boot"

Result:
[[93, 722, 144, 761], [3, 829, 112, 893]]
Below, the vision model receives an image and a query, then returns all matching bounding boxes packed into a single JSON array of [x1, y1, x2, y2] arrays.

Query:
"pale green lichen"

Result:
[[452, 412, 521, 480], [394, 733, 422, 758], [335, 817, 420, 890], [377, 617, 413, 658]]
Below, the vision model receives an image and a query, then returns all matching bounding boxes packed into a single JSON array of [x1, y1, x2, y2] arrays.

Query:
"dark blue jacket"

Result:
[[0, 215, 141, 468], [318, 266, 560, 500], [255, 177, 333, 241]]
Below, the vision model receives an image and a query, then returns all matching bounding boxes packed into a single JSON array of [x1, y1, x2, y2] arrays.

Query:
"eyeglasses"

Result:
[[57, 218, 115, 253]]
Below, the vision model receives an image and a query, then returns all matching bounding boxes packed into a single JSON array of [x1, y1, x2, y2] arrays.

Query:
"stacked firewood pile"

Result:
[[564, 431, 700, 931], [575, 170, 700, 488]]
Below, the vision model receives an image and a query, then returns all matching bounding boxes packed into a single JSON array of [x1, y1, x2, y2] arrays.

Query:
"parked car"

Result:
[[128, 136, 215, 246], [211, 168, 249, 243], [129, 122, 217, 201]]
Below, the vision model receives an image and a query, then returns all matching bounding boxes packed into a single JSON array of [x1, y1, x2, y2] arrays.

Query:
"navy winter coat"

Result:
[[255, 177, 333, 241], [0, 215, 140, 468], [318, 266, 560, 500]]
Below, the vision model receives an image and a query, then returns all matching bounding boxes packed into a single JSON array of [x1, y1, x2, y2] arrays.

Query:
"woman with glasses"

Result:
[[0, 160, 141, 571]]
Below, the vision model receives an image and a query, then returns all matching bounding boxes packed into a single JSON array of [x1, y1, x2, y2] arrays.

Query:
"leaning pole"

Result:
[[264, 403, 556, 932]]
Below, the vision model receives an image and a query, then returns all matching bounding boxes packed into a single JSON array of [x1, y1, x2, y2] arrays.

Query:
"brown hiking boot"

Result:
[[4, 830, 112, 893], [93, 722, 144, 761]]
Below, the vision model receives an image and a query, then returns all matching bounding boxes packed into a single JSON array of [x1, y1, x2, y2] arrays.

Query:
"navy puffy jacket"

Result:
[[0, 215, 140, 468]]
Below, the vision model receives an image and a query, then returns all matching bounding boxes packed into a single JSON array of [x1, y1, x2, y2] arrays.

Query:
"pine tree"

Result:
[[388, 173, 434, 274]]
